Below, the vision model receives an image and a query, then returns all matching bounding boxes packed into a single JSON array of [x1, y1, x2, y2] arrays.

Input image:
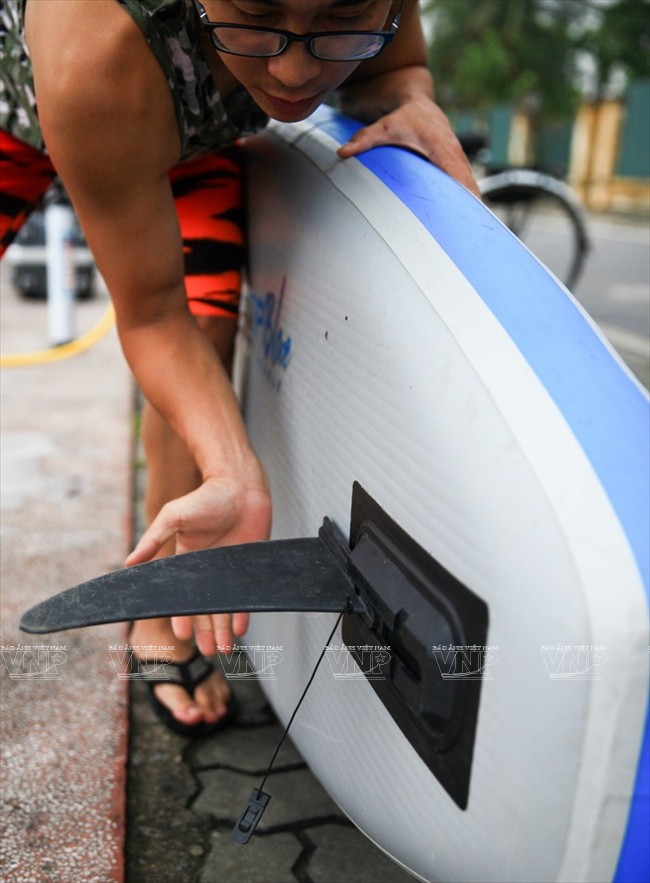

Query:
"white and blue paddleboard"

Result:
[[237, 107, 649, 883]]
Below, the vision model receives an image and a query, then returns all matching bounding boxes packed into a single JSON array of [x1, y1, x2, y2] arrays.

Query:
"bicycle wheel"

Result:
[[480, 169, 590, 290]]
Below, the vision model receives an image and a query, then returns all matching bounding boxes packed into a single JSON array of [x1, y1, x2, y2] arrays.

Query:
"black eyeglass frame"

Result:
[[193, 0, 405, 62]]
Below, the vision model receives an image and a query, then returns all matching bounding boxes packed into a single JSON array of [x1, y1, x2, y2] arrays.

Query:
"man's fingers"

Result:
[[193, 615, 218, 656], [232, 611, 250, 638], [125, 525, 167, 566], [125, 501, 178, 566], [214, 619, 236, 654], [337, 115, 481, 199], [169, 613, 241, 656], [171, 614, 194, 642]]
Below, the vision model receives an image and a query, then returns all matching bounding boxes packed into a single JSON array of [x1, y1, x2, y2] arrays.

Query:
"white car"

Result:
[[5, 191, 95, 300]]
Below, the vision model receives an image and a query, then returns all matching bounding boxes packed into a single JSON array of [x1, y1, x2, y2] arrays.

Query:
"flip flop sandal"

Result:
[[129, 648, 238, 738]]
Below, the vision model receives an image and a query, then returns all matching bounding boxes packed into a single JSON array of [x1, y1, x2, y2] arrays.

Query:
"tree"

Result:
[[579, 0, 650, 98], [423, 0, 649, 114]]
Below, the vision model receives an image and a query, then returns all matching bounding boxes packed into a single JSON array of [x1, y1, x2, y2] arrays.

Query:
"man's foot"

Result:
[[129, 620, 234, 734]]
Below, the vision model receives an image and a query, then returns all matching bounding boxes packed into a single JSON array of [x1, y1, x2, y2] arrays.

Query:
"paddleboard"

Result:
[[234, 106, 649, 883], [18, 105, 649, 882]]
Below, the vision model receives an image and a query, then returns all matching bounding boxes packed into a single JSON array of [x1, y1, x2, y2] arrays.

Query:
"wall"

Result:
[[569, 81, 650, 212], [448, 79, 650, 213]]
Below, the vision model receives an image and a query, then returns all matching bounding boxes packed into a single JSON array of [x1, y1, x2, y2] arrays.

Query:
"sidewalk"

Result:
[[0, 271, 412, 883], [0, 272, 131, 882]]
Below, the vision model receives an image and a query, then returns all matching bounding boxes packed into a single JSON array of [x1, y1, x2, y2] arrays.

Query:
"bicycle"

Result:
[[460, 134, 590, 290]]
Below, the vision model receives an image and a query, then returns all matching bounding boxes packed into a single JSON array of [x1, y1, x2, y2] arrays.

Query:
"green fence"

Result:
[[616, 79, 650, 179], [449, 81, 649, 185]]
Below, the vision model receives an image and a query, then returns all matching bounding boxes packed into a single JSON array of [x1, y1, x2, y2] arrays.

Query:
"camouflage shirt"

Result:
[[0, 0, 268, 158], [0, 0, 40, 148]]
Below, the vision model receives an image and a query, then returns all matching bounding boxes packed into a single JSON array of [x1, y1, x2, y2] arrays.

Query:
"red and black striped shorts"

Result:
[[0, 129, 246, 320]]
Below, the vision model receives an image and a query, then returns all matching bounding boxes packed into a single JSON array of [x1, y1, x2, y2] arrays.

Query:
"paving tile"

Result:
[[187, 720, 303, 772], [192, 768, 345, 830], [217, 671, 278, 727], [200, 829, 302, 883], [306, 824, 415, 883]]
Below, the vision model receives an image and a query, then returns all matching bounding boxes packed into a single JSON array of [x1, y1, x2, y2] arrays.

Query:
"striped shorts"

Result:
[[0, 129, 246, 320]]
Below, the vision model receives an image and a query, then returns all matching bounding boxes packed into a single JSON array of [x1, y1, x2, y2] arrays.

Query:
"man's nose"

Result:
[[266, 41, 321, 88]]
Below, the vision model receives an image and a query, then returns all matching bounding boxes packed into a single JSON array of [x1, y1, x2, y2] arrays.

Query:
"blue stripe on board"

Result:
[[309, 106, 650, 883], [312, 107, 649, 592]]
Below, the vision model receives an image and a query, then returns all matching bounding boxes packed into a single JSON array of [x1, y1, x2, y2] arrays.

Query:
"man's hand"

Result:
[[337, 90, 479, 198], [126, 472, 272, 656]]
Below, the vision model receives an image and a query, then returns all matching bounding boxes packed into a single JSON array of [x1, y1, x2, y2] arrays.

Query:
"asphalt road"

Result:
[[487, 206, 650, 388], [572, 214, 649, 386], [510, 207, 649, 388]]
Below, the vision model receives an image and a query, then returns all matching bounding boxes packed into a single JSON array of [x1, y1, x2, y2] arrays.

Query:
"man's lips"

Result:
[[260, 90, 322, 118]]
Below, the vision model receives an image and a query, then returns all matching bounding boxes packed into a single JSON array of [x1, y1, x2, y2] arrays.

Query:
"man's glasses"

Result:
[[193, 1, 404, 62]]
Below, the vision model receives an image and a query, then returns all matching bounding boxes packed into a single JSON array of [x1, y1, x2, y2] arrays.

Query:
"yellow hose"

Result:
[[0, 302, 116, 368]]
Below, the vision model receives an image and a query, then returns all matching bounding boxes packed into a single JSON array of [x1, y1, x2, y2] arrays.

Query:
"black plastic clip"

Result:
[[231, 788, 271, 844]]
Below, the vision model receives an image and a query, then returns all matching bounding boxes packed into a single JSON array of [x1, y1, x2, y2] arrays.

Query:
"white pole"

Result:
[[45, 194, 76, 346]]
